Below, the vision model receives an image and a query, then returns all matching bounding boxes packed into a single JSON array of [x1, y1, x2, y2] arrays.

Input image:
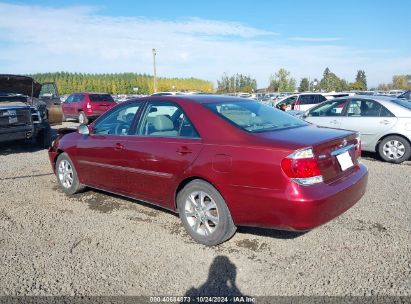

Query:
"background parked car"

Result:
[[275, 93, 353, 111], [62, 92, 117, 124], [49, 95, 367, 245], [302, 96, 411, 163], [0, 75, 59, 147], [37, 82, 64, 125], [151, 91, 185, 96], [398, 90, 411, 101]]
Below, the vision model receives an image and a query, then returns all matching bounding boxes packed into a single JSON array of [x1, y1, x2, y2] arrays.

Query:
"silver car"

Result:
[[301, 96, 411, 163]]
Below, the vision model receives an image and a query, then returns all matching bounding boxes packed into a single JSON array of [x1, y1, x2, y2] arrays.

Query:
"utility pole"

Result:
[[152, 48, 157, 93]]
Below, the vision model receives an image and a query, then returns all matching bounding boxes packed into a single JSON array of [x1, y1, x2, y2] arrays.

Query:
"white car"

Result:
[[302, 96, 411, 163], [276, 93, 353, 111]]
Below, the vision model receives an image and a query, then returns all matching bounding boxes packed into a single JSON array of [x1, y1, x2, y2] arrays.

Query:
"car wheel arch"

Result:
[[174, 176, 227, 211], [376, 133, 411, 150], [53, 149, 65, 168]]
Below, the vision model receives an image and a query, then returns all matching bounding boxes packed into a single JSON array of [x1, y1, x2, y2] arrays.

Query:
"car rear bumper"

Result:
[[85, 108, 113, 118], [0, 126, 33, 142], [221, 163, 368, 231]]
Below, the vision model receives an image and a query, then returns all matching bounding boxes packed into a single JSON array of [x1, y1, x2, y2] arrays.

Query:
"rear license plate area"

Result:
[[336, 151, 354, 171]]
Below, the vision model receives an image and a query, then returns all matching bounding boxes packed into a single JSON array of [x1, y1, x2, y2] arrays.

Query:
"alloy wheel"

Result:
[[184, 190, 219, 236], [58, 159, 74, 189]]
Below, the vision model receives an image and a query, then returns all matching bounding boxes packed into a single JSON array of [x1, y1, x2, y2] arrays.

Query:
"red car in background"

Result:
[[49, 95, 368, 245], [62, 92, 116, 124]]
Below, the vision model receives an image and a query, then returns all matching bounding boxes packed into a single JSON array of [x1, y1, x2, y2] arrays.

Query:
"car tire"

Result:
[[378, 135, 411, 164], [177, 179, 236, 246], [36, 124, 52, 148], [78, 111, 88, 124], [55, 153, 85, 195]]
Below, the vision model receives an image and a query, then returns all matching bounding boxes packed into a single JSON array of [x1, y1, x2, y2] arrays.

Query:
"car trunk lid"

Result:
[[254, 125, 361, 183], [312, 133, 360, 183]]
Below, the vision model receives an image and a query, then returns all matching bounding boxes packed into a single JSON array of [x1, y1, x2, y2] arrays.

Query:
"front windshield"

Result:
[[204, 101, 307, 133]]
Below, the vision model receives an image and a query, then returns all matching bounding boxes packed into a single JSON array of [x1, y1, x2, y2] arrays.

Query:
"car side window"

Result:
[[93, 103, 140, 136], [347, 99, 384, 117], [178, 113, 200, 138], [379, 106, 394, 117], [318, 95, 327, 103], [65, 95, 74, 103], [283, 96, 297, 105], [72, 94, 84, 103], [299, 95, 315, 105], [40, 83, 58, 97], [307, 99, 349, 117], [138, 102, 199, 138]]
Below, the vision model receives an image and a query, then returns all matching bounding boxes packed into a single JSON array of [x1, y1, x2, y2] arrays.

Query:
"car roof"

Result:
[[328, 95, 411, 116], [333, 95, 399, 102], [140, 94, 253, 104]]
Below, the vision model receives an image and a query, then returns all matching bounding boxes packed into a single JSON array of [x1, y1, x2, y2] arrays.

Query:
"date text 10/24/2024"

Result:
[[149, 296, 255, 303]]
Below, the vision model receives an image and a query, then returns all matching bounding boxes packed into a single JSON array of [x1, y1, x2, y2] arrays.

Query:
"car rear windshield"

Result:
[[204, 101, 308, 133], [89, 94, 115, 102], [390, 98, 411, 111]]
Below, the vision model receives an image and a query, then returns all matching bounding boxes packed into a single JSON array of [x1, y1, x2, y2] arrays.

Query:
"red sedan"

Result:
[[49, 95, 368, 245]]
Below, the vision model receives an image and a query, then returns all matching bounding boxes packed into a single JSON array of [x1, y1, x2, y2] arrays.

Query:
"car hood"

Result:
[[0, 74, 42, 98]]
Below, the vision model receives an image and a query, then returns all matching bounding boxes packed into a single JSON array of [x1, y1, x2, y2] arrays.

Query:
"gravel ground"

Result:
[[0, 122, 410, 297]]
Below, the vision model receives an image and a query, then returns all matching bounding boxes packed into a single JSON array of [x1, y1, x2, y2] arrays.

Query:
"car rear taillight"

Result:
[[356, 134, 361, 158], [281, 148, 323, 186]]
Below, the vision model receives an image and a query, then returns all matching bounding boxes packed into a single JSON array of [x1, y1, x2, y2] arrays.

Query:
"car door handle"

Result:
[[379, 120, 391, 125], [329, 120, 338, 124], [114, 143, 124, 150], [176, 146, 192, 155]]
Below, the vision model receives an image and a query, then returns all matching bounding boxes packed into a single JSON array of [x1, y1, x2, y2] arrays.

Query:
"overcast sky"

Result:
[[1, 0, 410, 87]]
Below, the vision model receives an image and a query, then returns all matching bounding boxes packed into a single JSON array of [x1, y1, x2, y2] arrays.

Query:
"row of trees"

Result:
[[216, 73, 257, 93], [216, 68, 368, 94], [321, 68, 366, 91], [31, 70, 408, 96], [30, 72, 214, 95], [377, 75, 411, 91], [268, 68, 297, 92], [296, 68, 367, 92]]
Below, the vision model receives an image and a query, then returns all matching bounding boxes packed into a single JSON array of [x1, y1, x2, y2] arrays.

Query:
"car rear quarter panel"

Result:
[[368, 117, 411, 152], [187, 141, 367, 229], [185, 142, 294, 221]]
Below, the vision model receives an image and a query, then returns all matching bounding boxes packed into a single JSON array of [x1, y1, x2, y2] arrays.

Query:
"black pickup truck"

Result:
[[0, 75, 63, 147]]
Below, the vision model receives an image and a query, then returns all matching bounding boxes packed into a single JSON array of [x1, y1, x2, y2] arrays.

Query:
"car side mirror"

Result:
[[78, 124, 90, 135]]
